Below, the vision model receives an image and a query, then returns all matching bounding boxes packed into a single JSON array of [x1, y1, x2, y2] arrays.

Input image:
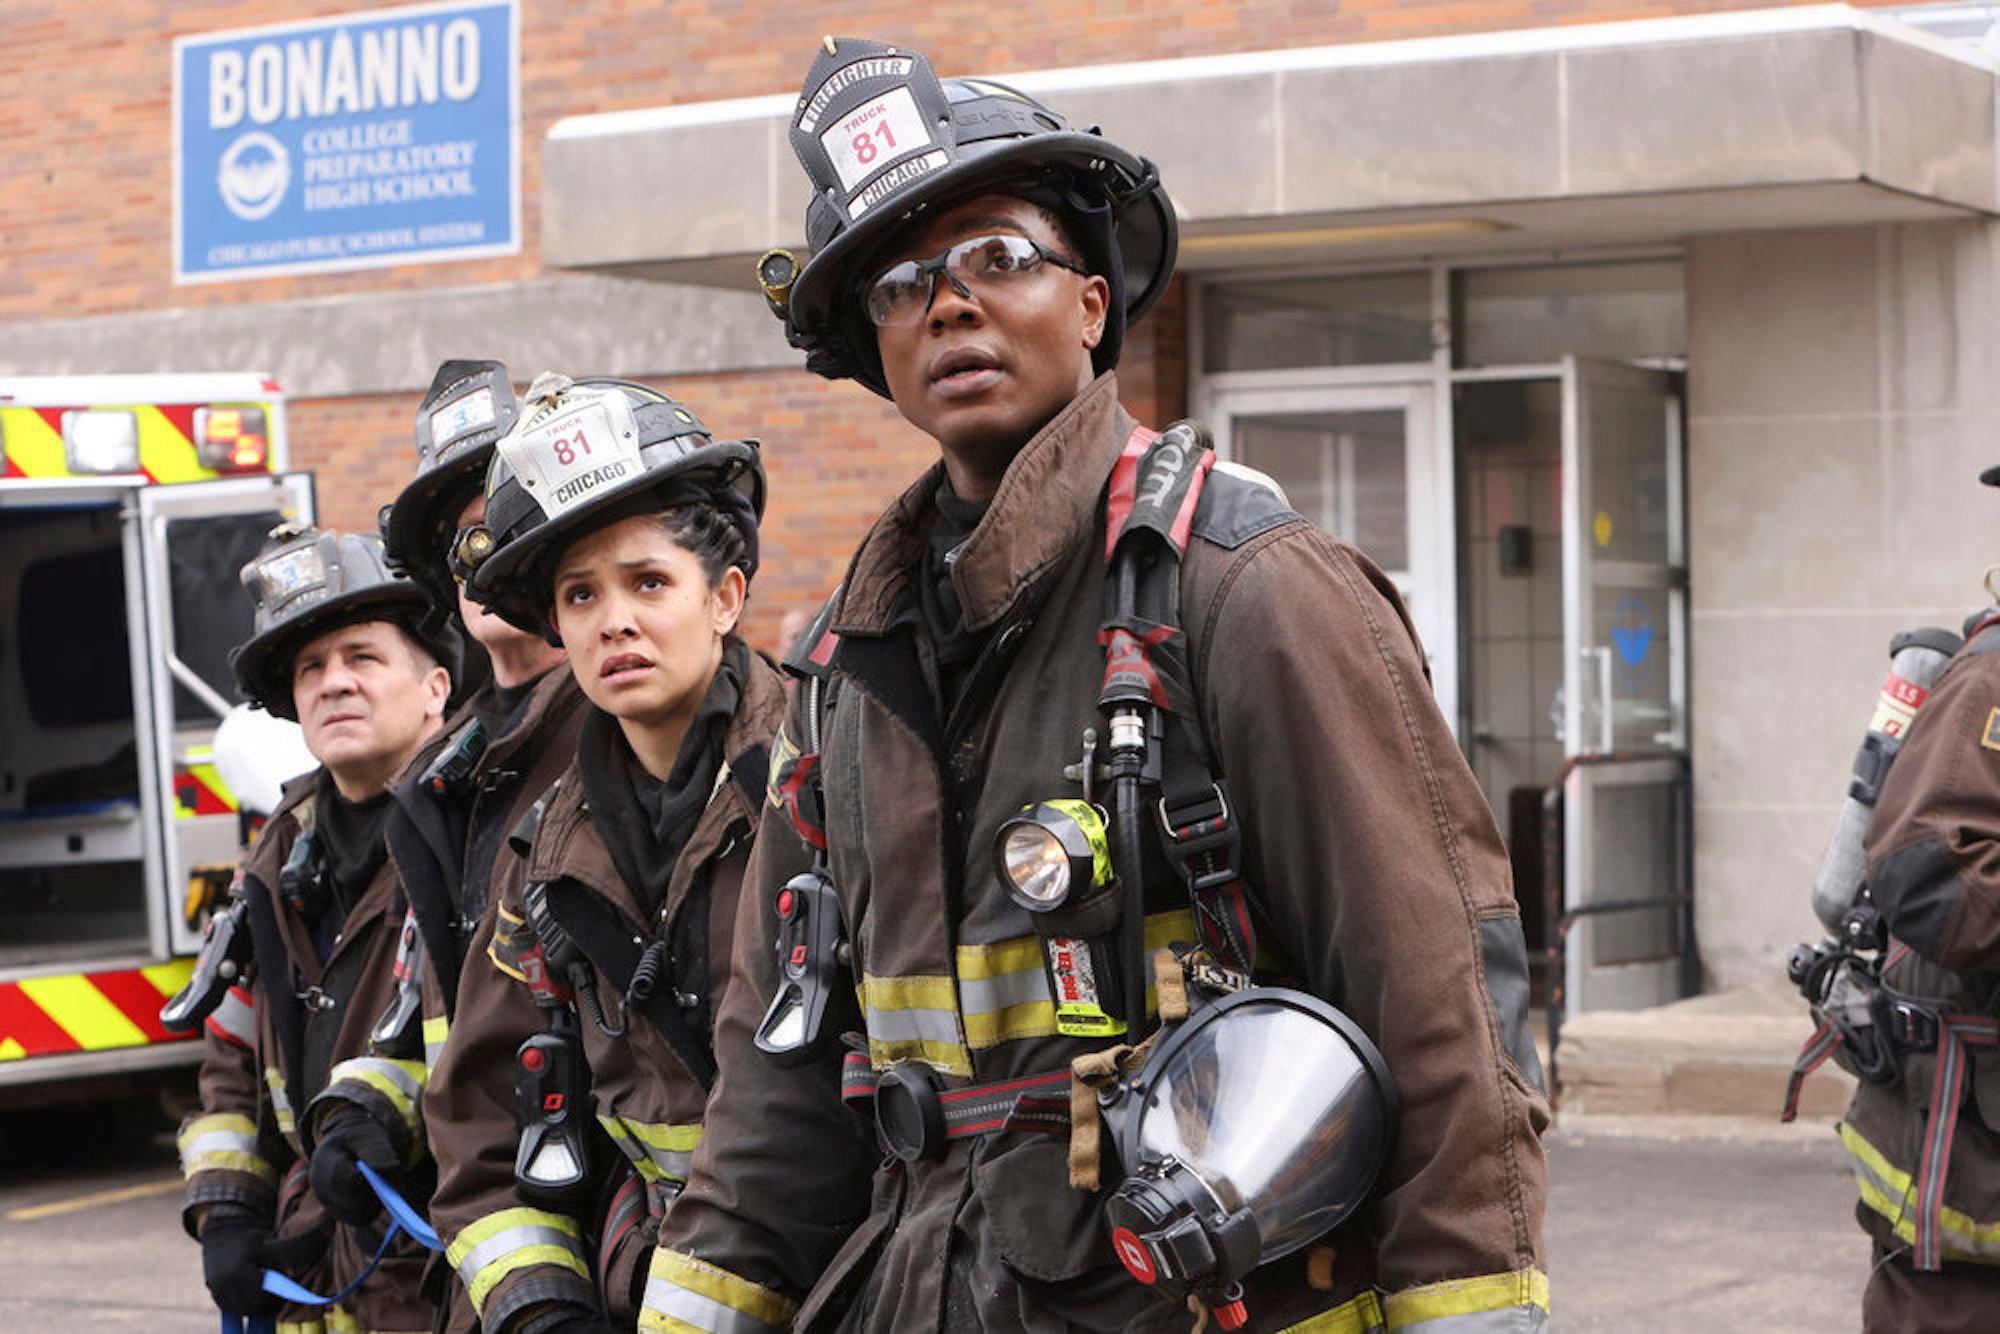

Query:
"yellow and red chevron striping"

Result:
[[0, 960, 198, 1061]]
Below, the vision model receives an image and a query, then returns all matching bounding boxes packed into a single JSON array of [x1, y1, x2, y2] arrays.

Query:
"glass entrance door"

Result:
[[1207, 383, 1454, 726], [1559, 357, 1689, 1013]]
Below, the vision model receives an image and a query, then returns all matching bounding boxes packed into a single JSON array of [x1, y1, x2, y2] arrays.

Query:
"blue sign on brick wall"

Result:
[[174, 0, 518, 283]]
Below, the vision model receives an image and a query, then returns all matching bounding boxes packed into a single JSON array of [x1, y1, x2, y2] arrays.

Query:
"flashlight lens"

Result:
[[1002, 824, 1072, 908]]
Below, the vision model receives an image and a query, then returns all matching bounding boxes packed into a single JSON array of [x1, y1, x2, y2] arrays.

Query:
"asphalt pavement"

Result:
[[0, 1098, 1870, 1331]]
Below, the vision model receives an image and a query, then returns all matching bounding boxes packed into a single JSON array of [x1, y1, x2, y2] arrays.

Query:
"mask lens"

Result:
[[1001, 823, 1071, 908]]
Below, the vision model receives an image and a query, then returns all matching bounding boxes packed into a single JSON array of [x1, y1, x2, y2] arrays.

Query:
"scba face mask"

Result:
[[1096, 985, 1396, 1330]]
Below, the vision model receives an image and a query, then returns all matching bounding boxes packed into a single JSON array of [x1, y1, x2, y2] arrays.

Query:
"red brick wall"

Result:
[[3, 0, 1902, 323], [291, 368, 928, 657], [289, 293, 1197, 660]]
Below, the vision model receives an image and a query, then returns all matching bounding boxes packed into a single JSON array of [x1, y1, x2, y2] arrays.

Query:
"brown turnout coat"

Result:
[[1846, 621, 2000, 1269], [425, 648, 787, 1333], [654, 373, 1550, 1333], [179, 771, 434, 1333]]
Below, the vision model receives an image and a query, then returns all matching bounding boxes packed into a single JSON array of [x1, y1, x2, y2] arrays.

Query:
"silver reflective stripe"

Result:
[[208, 989, 255, 1047], [424, 1016, 449, 1072], [864, 1004, 962, 1047], [454, 1221, 587, 1288], [181, 1126, 258, 1163], [334, 1056, 423, 1105], [958, 963, 1049, 1016], [1395, 1309, 1550, 1334], [643, 1279, 787, 1334], [600, 1116, 697, 1184]]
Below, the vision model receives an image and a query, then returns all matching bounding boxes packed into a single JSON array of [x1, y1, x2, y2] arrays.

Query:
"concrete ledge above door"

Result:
[[544, 5, 1999, 290]]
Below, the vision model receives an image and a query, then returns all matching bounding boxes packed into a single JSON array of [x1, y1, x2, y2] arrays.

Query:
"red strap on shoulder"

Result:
[[1104, 426, 1159, 561]]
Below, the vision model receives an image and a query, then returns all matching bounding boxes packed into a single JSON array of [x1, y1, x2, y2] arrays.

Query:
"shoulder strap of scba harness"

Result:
[[1101, 423, 1259, 975]]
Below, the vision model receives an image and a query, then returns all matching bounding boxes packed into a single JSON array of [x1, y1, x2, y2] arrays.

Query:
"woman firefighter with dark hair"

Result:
[[422, 372, 787, 1334]]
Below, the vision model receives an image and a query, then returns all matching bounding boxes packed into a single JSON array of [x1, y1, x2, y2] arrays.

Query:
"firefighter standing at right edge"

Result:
[[1827, 461, 2000, 1330], [647, 38, 1550, 1334]]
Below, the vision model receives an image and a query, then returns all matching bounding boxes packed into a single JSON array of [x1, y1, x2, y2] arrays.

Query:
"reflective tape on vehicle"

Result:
[[423, 1015, 449, 1072], [447, 1206, 591, 1313], [0, 960, 198, 1062], [323, 1056, 427, 1135], [601, 1114, 702, 1186], [0, 401, 273, 483], [174, 750, 240, 820], [179, 1111, 278, 1186], [1382, 1269, 1550, 1332], [641, 1247, 795, 1334]]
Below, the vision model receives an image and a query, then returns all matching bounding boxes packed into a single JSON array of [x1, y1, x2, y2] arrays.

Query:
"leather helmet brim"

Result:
[[229, 582, 441, 723]]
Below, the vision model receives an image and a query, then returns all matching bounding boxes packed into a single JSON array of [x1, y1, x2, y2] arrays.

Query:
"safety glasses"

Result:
[[864, 233, 1087, 328]]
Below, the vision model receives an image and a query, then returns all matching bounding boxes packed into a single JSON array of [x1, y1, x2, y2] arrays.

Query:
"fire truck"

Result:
[[0, 375, 313, 1107]]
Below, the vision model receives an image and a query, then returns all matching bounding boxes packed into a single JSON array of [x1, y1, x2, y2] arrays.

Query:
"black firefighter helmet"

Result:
[[379, 358, 520, 610], [760, 36, 1178, 398], [229, 522, 463, 722], [458, 372, 764, 644]]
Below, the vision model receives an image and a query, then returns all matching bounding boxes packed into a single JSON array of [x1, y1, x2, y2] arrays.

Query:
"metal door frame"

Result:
[[1199, 379, 1457, 729], [129, 473, 315, 957], [1557, 358, 1691, 1013]]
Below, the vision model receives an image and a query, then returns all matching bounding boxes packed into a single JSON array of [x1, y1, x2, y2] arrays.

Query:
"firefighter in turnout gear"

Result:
[[423, 373, 788, 1333], [179, 524, 459, 1332], [301, 361, 589, 1333], [649, 38, 1550, 1334], [1836, 464, 2000, 1330]]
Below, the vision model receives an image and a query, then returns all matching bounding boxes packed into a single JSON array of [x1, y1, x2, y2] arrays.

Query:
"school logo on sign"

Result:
[[218, 132, 290, 221], [174, 0, 519, 283]]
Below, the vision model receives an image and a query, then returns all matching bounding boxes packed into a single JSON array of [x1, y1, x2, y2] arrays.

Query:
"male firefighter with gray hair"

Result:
[[177, 523, 458, 1331], [647, 37, 1550, 1334]]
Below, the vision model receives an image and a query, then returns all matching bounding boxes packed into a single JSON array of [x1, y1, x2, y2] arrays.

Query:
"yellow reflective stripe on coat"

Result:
[[1277, 1290, 1386, 1334], [264, 1067, 296, 1134], [1383, 1269, 1551, 1331], [641, 1247, 795, 1334], [423, 1015, 449, 1073], [178, 1112, 277, 1185], [446, 1206, 590, 1313], [1842, 1121, 2000, 1261], [324, 1056, 427, 1136], [600, 1113, 703, 1185], [856, 974, 970, 1075], [955, 910, 1197, 1050]]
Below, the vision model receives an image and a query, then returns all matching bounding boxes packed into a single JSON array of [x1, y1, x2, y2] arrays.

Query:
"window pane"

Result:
[[1458, 261, 1684, 368], [1203, 273, 1431, 371], [1233, 409, 1408, 571], [166, 512, 279, 724]]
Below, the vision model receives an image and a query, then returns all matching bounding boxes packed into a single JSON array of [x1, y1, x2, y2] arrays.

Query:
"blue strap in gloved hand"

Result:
[[359, 1160, 442, 1251], [249, 1159, 444, 1310]]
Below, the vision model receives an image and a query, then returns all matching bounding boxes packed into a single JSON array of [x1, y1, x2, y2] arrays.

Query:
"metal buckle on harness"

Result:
[[1157, 782, 1240, 891], [1885, 998, 1940, 1054]]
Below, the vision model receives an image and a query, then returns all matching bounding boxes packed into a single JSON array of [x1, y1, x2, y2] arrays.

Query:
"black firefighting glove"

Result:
[[308, 1110, 400, 1225], [200, 1205, 280, 1319]]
